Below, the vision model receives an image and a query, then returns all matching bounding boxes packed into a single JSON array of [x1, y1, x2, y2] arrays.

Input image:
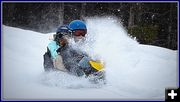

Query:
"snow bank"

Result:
[[2, 17, 178, 100]]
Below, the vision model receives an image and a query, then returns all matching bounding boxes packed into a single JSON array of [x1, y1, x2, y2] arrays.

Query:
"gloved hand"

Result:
[[78, 56, 91, 68]]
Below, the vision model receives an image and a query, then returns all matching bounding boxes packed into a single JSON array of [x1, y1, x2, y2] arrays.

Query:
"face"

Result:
[[59, 37, 67, 46], [72, 29, 87, 42]]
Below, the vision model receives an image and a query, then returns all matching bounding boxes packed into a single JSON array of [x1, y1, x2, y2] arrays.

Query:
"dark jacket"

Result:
[[57, 44, 87, 76]]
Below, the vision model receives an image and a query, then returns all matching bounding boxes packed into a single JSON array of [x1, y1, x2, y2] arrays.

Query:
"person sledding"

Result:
[[43, 20, 105, 82]]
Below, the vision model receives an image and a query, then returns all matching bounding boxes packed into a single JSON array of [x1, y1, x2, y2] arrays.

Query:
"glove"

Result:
[[78, 56, 91, 68]]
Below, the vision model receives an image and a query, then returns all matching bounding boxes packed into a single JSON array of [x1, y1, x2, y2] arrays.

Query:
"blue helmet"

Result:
[[56, 25, 69, 35], [68, 20, 87, 31]]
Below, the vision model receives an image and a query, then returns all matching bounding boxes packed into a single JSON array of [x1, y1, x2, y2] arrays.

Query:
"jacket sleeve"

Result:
[[47, 40, 60, 59], [78, 56, 91, 68]]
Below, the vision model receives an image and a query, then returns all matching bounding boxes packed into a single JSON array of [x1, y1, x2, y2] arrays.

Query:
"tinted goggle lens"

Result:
[[73, 30, 87, 37]]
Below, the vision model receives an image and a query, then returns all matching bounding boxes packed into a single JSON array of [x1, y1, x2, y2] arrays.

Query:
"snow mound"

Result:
[[2, 17, 178, 100]]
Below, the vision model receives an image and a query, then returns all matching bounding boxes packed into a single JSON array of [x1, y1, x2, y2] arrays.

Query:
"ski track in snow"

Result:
[[2, 17, 178, 101]]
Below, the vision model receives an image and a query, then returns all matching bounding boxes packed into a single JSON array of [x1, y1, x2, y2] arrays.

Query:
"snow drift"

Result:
[[2, 17, 178, 101]]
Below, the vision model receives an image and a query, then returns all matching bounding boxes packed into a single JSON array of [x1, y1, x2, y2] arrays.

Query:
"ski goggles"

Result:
[[73, 29, 87, 37]]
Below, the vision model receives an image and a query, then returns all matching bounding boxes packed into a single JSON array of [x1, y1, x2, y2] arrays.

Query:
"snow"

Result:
[[2, 17, 178, 101]]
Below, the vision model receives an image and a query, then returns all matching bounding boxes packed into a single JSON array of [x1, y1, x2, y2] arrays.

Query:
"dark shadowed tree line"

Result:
[[2, 2, 177, 50]]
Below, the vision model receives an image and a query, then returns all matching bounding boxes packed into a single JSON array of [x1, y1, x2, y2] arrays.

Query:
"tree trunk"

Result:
[[128, 4, 135, 29], [58, 3, 64, 26], [167, 3, 173, 48], [80, 3, 86, 20], [137, 3, 143, 25]]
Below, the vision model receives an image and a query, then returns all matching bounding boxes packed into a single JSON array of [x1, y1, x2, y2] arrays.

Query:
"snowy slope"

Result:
[[2, 17, 178, 101]]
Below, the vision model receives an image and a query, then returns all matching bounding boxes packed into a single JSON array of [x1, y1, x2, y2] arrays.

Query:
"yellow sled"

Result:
[[89, 60, 104, 71]]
